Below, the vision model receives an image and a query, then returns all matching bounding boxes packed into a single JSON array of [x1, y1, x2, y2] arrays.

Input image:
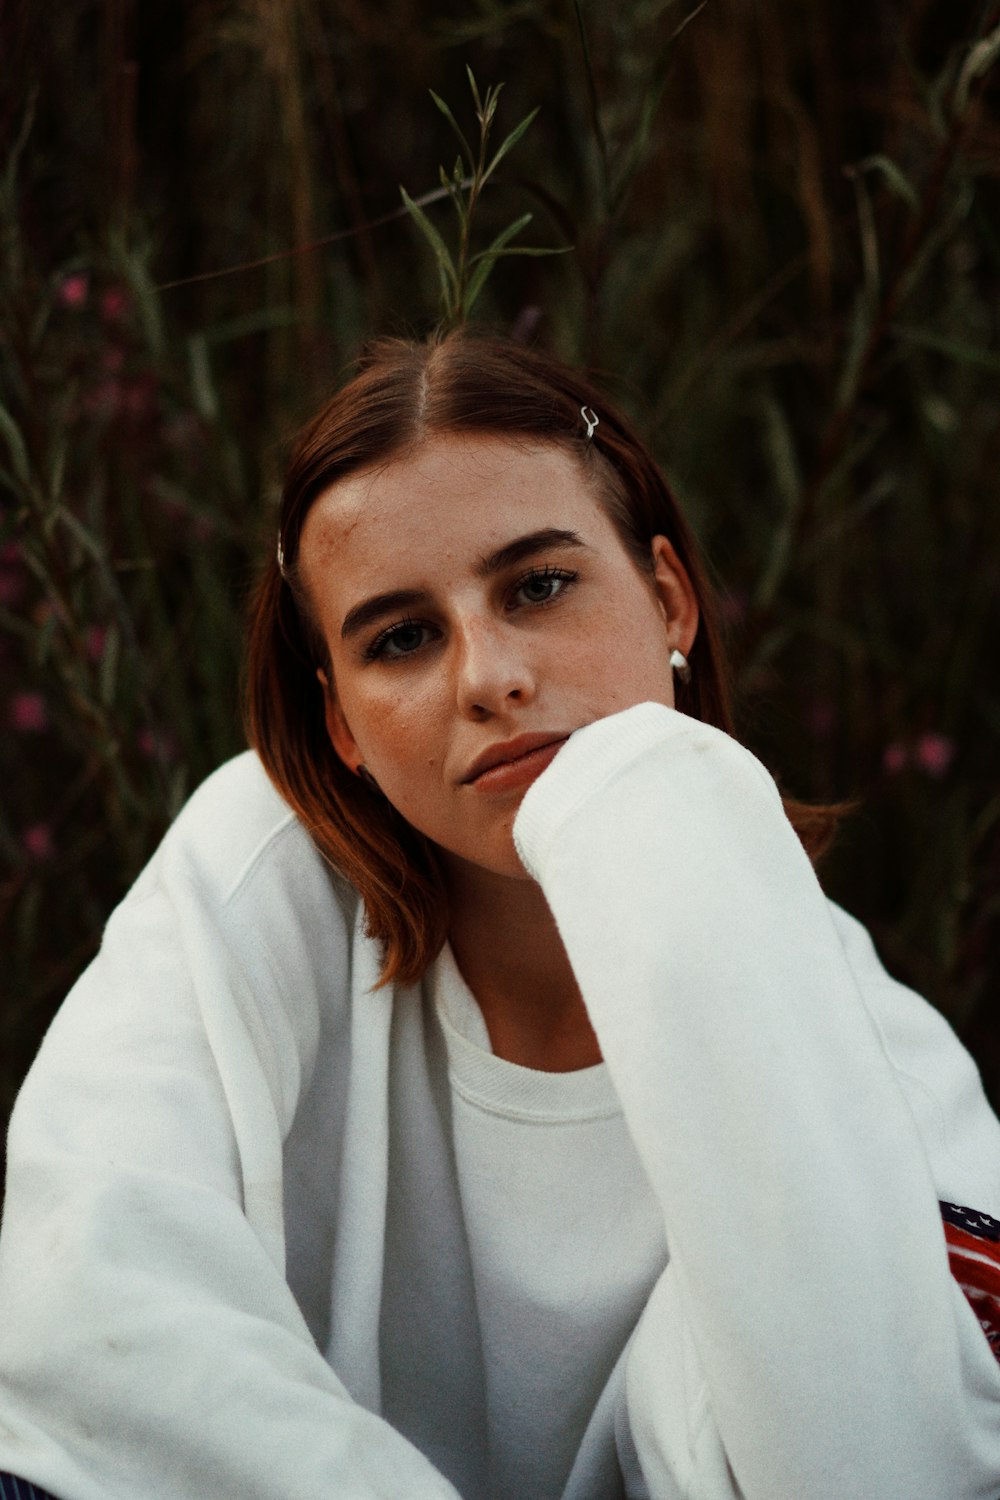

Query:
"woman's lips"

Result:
[[466, 737, 568, 794]]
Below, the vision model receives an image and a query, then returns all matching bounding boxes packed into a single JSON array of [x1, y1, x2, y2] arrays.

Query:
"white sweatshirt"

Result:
[[1, 703, 999, 1500]]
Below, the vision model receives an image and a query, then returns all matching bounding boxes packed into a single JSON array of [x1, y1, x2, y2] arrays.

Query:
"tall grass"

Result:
[[2, 0, 1000, 1124]]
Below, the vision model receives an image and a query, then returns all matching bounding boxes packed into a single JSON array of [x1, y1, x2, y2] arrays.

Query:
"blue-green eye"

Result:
[[364, 618, 434, 661], [363, 568, 577, 663], [511, 567, 577, 606]]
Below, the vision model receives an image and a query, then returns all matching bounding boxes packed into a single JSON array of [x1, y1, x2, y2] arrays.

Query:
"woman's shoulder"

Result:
[[138, 750, 358, 921], [46, 753, 365, 1110]]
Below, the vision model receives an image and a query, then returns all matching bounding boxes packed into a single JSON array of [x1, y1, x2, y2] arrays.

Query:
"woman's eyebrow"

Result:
[[341, 588, 427, 641], [477, 528, 586, 578], [340, 529, 587, 641]]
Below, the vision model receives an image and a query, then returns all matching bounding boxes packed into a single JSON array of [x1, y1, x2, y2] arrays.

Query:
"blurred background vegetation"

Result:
[[2, 0, 1000, 1132]]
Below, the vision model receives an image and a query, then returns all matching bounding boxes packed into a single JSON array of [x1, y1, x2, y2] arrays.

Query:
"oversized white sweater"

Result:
[[2, 703, 1000, 1499]]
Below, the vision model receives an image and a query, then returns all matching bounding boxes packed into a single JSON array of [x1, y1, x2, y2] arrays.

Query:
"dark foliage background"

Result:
[[2, 0, 1000, 1130]]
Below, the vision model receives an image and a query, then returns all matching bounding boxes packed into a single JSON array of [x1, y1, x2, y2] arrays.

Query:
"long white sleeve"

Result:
[[513, 702, 1000, 1500], [0, 755, 461, 1500]]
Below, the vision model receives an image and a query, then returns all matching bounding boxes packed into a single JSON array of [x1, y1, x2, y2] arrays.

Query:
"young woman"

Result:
[[1, 330, 999, 1500]]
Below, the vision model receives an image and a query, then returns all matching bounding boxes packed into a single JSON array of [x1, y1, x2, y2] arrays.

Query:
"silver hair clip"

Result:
[[276, 531, 287, 578], [580, 405, 599, 440]]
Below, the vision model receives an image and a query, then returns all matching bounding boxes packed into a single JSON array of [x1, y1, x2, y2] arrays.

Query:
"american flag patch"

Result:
[[940, 1201, 1000, 1362]]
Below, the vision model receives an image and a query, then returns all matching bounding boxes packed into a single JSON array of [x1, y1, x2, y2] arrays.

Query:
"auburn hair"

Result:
[[245, 326, 839, 987]]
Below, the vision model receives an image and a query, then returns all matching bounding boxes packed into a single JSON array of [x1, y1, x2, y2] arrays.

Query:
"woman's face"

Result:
[[298, 432, 698, 883]]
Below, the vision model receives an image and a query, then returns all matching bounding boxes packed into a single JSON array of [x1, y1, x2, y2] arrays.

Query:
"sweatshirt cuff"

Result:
[[513, 701, 713, 879]]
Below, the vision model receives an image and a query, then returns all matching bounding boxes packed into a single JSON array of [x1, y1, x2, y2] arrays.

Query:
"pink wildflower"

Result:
[[138, 726, 177, 761], [10, 691, 48, 732], [808, 699, 836, 739], [22, 824, 54, 860], [100, 286, 130, 321], [0, 567, 23, 606], [86, 625, 108, 661], [882, 742, 909, 775], [915, 732, 955, 778], [58, 273, 89, 308], [120, 374, 158, 421]]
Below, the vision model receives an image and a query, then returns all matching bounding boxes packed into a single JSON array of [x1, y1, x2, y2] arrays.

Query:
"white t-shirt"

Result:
[[387, 945, 667, 1500]]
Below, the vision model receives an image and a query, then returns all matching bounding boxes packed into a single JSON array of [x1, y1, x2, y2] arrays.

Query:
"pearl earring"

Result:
[[669, 648, 691, 684]]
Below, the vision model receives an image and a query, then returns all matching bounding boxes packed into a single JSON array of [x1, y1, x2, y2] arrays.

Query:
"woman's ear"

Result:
[[650, 535, 699, 656], [316, 669, 362, 773]]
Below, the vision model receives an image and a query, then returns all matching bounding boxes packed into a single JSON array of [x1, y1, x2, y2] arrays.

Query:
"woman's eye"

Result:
[[366, 619, 433, 661], [364, 570, 576, 661], [512, 568, 576, 607]]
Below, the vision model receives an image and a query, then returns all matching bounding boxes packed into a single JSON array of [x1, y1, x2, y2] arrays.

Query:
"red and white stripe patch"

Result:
[[941, 1201, 1000, 1362]]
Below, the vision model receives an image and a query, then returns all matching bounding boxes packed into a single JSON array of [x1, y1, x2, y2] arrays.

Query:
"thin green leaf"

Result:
[[123, 250, 165, 360], [926, 55, 955, 141], [472, 244, 570, 261], [844, 164, 880, 313], [896, 178, 974, 308], [573, 0, 611, 206], [439, 160, 467, 225], [99, 624, 121, 707], [481, 107, 541, 186], [188, 335, 219, 422], [612, 88, 662, 213], [1, 90, 37, 197], [462, 216, 538, 315], [399, 186, 458, 301], [48, 430, 67, 502], [0, 401, 31, 486], [429, 90, 474, 169], [461, 239, 569, 314], [481, 84, 502, 135], [35, 610, 60, 668], [461, 257, 497, 318], [892, 325, 1000, 373], [855, 153, 919, 211], [610, 1, 707, 214], [51, 505, 109, 570], [467, 213, 534, 265], [461, 242, 571, 318], [954, 21, 1000, 117], [666, 0, 709, 45], [753, 394, 801, 610], [465, 65, 483, 120]]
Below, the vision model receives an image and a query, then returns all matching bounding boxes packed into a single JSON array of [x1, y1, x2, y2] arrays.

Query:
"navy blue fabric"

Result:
[[0, 1475, 63, 1500]]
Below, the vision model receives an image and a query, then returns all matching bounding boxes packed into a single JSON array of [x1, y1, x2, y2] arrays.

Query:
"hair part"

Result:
[[245, 326, 841, 988]]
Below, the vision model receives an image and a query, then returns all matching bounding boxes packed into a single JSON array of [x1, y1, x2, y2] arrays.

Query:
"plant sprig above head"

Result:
[[401, 67, 569, 325]]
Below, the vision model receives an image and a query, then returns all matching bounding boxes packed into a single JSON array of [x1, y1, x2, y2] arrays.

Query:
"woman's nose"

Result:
[[453, 618, 536, 718]]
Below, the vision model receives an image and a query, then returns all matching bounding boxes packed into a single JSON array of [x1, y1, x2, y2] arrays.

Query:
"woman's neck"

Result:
[[442, 857, 602, 1073]]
